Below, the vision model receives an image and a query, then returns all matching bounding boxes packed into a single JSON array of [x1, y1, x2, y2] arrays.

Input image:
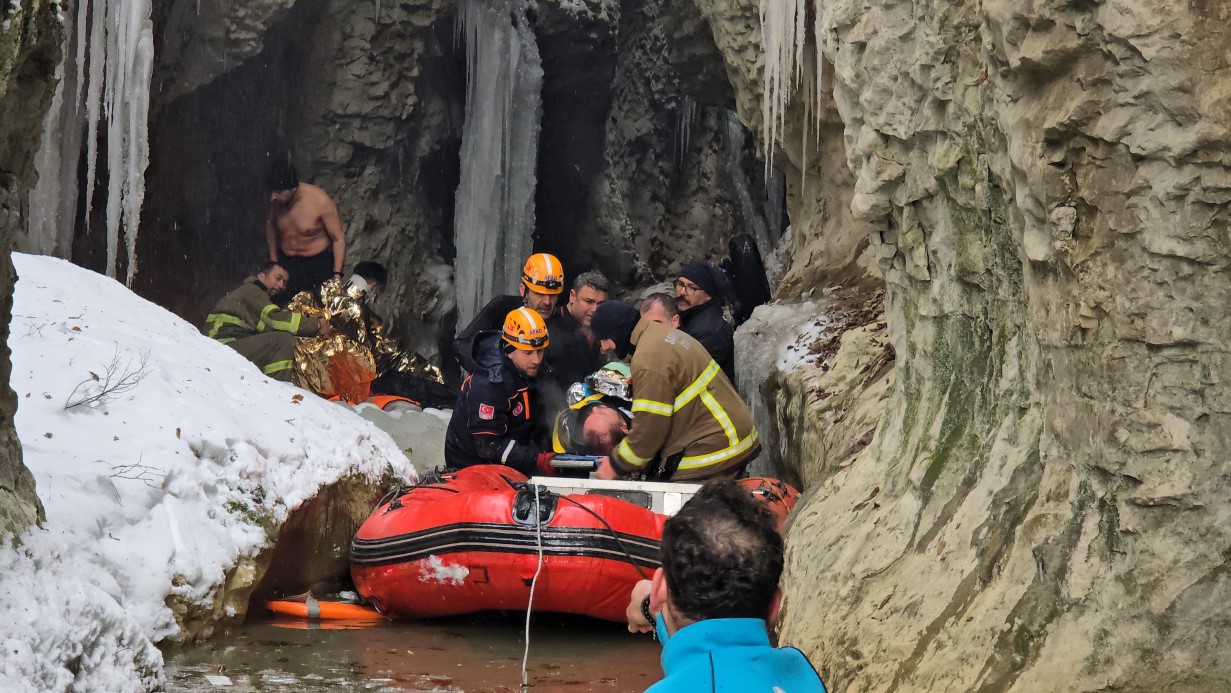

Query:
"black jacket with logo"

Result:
[[444, 331, 547, 476]]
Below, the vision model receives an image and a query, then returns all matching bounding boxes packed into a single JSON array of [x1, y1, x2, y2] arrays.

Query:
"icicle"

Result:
[[73, 0, 87, 107], [83, 0, 107, 239], [452, 0, 543, 327], [724, 110, 774, 264], [26, 0, 81, 257], [25, 0, 153, 282], [758, 0, 829, 181], [122, 4, 154, 285], [674, 95, 697, 168]]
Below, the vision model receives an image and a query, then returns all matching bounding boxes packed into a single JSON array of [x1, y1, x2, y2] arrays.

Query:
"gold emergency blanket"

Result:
[[288, 279, 442, 403]]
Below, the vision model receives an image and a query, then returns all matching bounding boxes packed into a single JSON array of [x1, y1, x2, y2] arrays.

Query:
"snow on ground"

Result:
[[0, 254, 420, 691]]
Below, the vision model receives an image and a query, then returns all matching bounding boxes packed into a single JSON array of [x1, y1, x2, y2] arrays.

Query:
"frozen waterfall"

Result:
[[758, 0, 827, 178], [724, 110, 774, 267], [24, 0, 154, 286], [452, 0, 544, 327]]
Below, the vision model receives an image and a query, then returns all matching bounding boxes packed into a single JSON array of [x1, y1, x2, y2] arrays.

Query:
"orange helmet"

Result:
[[502, 307, 550, 350], [521, 253, 564, 295]]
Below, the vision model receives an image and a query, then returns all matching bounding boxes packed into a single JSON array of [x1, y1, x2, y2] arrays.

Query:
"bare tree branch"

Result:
[[65, 348, 150, 410], [110, 458, 164, 488]]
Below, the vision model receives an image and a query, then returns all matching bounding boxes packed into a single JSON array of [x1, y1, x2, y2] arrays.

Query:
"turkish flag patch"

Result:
[[512, 402, 524, 417], [478, 403, 495, 420]]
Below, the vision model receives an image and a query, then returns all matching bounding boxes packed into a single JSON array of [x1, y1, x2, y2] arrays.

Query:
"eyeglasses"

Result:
[[673, 279, 702, 293]]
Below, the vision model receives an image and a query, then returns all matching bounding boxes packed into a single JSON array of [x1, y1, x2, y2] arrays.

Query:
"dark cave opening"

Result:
[[133, 0, 329, 324]]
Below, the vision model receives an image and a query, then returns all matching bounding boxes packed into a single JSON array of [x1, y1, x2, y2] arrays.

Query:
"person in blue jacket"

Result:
[[625, 480, 827, 693]]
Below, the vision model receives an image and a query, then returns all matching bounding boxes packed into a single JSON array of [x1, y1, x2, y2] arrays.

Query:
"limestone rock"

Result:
[[692, 0, 1231, 688], [735, 290, 893, 488], [556, 0, 761, 289], [154, 0, 299, 105], [0, 0, 61, 536]]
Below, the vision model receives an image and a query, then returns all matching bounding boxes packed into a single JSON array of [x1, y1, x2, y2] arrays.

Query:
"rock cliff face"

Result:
[[697, 0, 1231, 689], [137, 0, 769, 363], [0, 0, 60, 535], [536, 0, 770, 290]]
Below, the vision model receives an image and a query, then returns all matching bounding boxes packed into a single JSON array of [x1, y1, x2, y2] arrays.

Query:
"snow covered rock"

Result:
[[0, 253, 423, 690]]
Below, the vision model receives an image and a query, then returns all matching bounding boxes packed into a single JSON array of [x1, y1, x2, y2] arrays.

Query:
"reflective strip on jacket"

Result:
[[203, 278, 320, 343], [611, 319, 758, 481]]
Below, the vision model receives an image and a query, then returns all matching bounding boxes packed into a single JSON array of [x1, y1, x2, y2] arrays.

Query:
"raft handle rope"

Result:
[[375, 485, 406, 509], [556, 495, 650, 581], [521, 482, 546, 692]]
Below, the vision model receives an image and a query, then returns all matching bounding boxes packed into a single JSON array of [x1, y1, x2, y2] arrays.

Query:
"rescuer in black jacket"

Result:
[[674, 260, 736, 382], [453, 253, 565, 374], [444, 307, 557, 477]]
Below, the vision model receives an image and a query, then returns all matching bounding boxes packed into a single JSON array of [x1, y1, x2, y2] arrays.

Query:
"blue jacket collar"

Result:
[[657, 615, 772, 673]]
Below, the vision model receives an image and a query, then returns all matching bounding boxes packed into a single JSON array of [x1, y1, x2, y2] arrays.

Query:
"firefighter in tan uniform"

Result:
[[203, 261, 332, 380], [589, 301, 759, 482]]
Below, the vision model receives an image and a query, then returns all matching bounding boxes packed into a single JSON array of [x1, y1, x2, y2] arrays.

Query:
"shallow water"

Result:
[[165, 612, 661, 692]]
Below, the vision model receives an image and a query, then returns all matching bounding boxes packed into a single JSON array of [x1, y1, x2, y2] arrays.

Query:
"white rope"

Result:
[[521, 483, 546, 692]]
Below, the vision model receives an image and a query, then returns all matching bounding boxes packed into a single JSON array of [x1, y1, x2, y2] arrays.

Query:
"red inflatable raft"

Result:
[[350, 465, 797, 623]]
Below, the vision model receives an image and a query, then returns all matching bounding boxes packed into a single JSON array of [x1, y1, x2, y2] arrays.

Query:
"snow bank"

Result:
[[0, 254, 416, 691]]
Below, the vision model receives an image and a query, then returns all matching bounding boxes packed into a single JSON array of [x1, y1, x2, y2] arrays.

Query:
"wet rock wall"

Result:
[[696, 0, 1231, 689], [0, 0, 59, 535]]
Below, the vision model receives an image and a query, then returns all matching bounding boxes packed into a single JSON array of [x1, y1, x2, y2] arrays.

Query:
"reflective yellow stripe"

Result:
[[673, 361, 720, 411], [632, 399, 673, 417], [616, 439, 652, 467], [215, 337, 236, 345], [263, 359, 293, 375], [206, 313, 248, 338], [701, 391, 739, 446], [552, 420, 566, 454], [257, 304, 302, 334], [678, 429, 759, 470]]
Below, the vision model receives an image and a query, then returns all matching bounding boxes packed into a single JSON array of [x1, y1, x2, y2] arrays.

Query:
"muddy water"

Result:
[[165, 612, 662, 692]]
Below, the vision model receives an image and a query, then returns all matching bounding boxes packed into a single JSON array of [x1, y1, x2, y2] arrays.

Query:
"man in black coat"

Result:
[[674, 260, 736, 382], [444, 307, 557, 477], [544, 270, 609, 392]]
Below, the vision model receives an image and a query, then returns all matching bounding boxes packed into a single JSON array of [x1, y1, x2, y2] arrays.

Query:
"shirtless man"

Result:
[[265, 159, 346, 300]]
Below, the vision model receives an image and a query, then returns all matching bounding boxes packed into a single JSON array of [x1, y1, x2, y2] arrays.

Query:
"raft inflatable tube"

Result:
[[739, 476, 800, 531], [350, 467, 802, 623], [351, 465, 665, 623]]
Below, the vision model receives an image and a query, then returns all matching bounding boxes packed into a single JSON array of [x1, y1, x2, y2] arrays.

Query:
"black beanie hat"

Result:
[[590, 301, 640, 359], [678, 260, 728, 301]]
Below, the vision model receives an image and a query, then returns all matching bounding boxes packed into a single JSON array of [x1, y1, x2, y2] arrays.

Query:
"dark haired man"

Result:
[[203, 261, 332, 381], [674, 260, 736, 381], [349, 261, 388, 294], [626, 481, 826, 693], [544, 269, 609, 393], [265, 159, 347, 300]]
